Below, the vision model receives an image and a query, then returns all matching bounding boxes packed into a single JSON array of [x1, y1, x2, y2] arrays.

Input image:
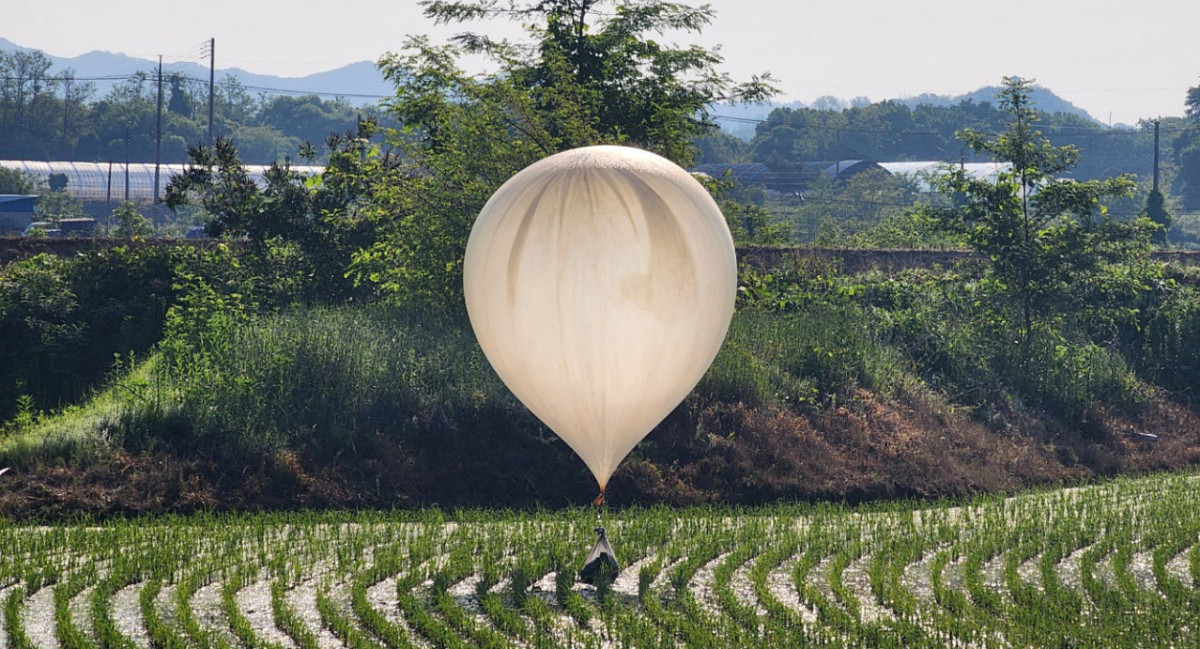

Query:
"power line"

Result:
[[0, 70, 1188, 139], [0, 68, 1189, 132], [0, 74, 138, 82], [238, 84, 388, 100], [0, 72, 390, 100]]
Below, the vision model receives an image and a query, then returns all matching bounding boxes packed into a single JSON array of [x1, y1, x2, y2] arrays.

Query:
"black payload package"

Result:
[[579, 526, 620, 584]]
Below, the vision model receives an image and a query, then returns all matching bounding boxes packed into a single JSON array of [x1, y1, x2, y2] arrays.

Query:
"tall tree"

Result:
[[56, 70, 95, 157], [1177, 78, 1200, 210], [1186, 77, 1200, 121], [0, 50, 56, 157], [419, 0, 773, 166], [925, 77, 1153, 338], [350, 0, 775, 305]]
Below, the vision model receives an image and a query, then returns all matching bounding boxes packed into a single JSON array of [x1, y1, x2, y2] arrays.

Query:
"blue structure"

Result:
[[0, 194, 39, 234]]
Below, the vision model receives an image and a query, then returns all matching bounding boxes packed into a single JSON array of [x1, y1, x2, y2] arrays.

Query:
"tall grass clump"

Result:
[[1007, 328, 1147, 425], [148, 303, 509, 454], [1135, 283, 1200, 401], [702, 305, 914, 411], [706, 261, 919, 411], [730, 261, 1160, 430]]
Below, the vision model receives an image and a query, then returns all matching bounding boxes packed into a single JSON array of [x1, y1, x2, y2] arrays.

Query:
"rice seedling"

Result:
[[1, 472, 1199, 648]]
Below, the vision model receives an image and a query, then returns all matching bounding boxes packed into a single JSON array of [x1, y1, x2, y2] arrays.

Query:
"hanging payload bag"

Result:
[[579, 526, 620, 585]]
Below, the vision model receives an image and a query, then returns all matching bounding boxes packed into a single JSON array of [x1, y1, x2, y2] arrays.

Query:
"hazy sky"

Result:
[[9, 0, 1200, 125]]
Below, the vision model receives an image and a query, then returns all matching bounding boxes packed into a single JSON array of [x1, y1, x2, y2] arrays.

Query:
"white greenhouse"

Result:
[[878, 161, 1011, 192], [0, 160, 324, 205]]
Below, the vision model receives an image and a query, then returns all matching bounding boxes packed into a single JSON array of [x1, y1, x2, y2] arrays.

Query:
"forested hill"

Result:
[[4, 36, 1111, 168], [0, 40, 393, 165], [712, 85, 1101, 140]]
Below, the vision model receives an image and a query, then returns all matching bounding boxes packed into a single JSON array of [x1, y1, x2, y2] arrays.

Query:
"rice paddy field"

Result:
[[2, 471, 1199, 649]]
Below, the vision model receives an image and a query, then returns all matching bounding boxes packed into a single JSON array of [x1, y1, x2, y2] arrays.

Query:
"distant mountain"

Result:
[[0, 37, 393, 103], [4, 37, 1099, 127], [895, 86, 1099, 123], [711, 85, 1101, 141]]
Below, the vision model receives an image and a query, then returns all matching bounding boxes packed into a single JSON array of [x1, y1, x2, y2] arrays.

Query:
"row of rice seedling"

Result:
[[1, 472, 1198, 648]]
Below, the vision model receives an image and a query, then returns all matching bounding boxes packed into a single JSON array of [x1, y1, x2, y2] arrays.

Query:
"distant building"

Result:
[[0, 194, 39, 234], [693, 160, 1011, 196], [693, 160, 885, 195], [877, 161, 1011, 192]]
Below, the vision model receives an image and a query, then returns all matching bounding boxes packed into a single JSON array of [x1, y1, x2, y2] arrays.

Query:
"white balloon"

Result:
[[464, 145, 737, 490]]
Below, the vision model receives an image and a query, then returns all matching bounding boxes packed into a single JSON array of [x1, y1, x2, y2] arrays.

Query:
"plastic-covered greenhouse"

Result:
[[878, 161, 1011, 191], [0, 160, 324, 204]]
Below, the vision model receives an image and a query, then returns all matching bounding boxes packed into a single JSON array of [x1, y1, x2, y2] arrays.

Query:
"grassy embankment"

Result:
[[3, 244, 1200, 515]]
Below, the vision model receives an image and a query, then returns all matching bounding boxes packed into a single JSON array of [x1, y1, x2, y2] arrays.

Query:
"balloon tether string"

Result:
[[593, 487, 606, 526]]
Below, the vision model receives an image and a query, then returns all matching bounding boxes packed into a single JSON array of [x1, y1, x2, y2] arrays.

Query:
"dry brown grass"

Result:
[[3, 389, 1199, 518]]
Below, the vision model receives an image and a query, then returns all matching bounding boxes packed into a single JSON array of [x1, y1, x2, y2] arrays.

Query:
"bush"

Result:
[[0, 244, 265, 424]]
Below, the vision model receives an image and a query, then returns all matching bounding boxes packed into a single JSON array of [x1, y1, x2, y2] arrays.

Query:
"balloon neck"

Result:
[[593, 488, 606, 508]]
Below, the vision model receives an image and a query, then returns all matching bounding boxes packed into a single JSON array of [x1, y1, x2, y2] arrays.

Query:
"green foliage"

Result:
[[842, 206, 965, 249], [351, 0, 774, 306], [925, 77, 1154, 337], [702, 304, 905, 412], [1176, 140, 1200, 211], [774, 169, 927, 244], [10, 246, 1196, 467], [1144, 188, 1172, 244], [729, 260, 1165, 427], [0, 167, 36, 194], [697, 176, 792, 246], [0, 245, 257, 424], [47, 173, 68, 192], [3, 474, 1200, 647], [148, 305, 510, 455], [165, 130, 381, 302], [1014, 328, 1144, 423], [0, 47, 372, 164], [423, 0, 773, 164], [255, 94, 362, 153], [746, 94, 1154, 184], [109, 201, 153, 238], [1135, 282, 1200, 399], [707, 261, 922, 409], [36, 189, 84, 221], [350, 45, 550, 306], [1187, 77, 1200, 121], [721, 199, 792, 246]]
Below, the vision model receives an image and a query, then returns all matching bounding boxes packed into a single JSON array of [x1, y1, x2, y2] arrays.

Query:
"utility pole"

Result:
[[123, 126, 130, 202], [207, 38, 215, 148], [1153, 118, 1161, 192], [62, 75, 72, 144], [154, 56, 163, 209]]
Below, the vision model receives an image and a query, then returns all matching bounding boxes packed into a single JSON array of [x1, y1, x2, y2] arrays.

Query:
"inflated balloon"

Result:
[[463, 145, 737, 492]]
